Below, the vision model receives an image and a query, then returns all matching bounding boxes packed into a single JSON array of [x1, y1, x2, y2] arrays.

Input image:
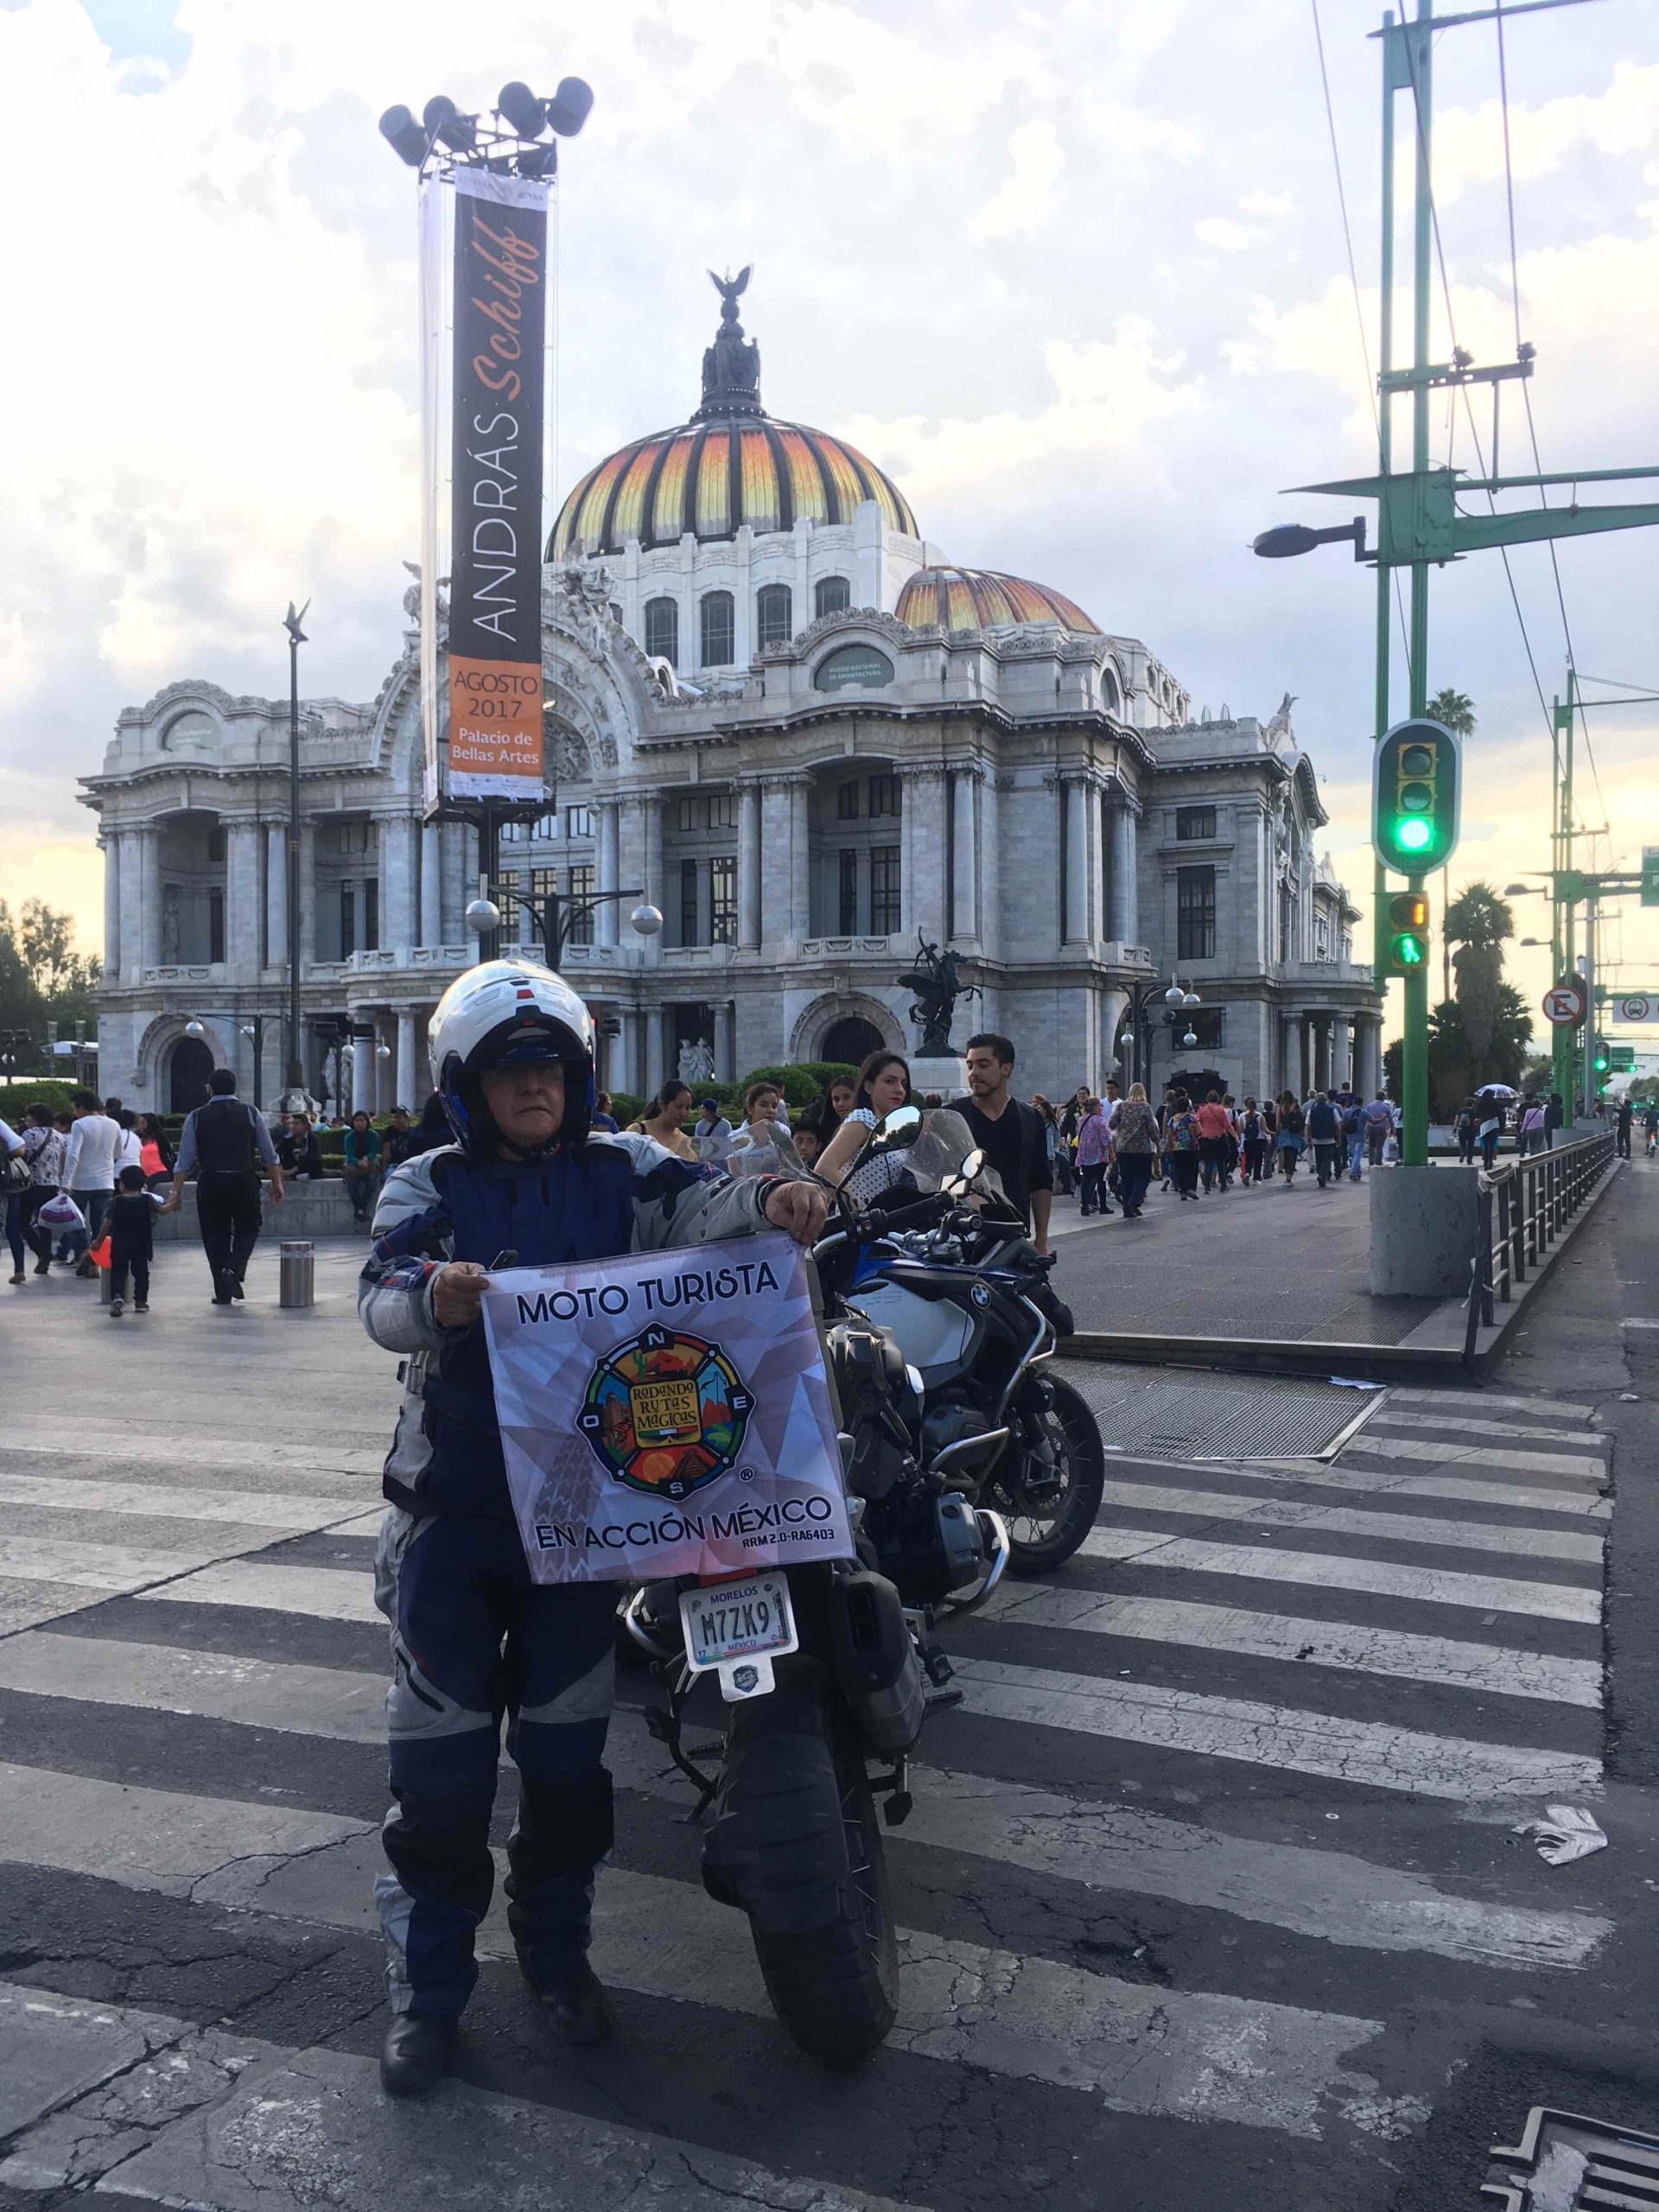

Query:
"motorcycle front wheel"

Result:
[[722, 1689, 899, 2069], [992, 1373, 1106, 1575]]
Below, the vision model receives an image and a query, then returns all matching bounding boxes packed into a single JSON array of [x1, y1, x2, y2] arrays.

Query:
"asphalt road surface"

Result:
[[0, 1170, 1656, 2212]]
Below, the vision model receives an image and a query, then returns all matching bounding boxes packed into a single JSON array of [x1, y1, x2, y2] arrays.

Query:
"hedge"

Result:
[[0, 1079, 79, 1122]]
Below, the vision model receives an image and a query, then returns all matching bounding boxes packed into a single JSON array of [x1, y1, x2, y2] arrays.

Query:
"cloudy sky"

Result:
[[2, 0, 1656, 1039]]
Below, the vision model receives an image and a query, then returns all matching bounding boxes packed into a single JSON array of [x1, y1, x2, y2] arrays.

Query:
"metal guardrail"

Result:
[[1464, 1130, 1617, 1365]]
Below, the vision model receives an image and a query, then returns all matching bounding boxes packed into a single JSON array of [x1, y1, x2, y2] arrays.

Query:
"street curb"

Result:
[[1061, 1158, 1626, 1384], [1058, 1328, 1463, 1383]]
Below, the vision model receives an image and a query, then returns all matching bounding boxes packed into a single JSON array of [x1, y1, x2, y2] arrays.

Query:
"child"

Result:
[[108, 1164, 157, 1317]]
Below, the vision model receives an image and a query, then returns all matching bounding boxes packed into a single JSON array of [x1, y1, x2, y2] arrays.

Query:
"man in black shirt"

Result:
[[951, 1033, 1053, 1253]]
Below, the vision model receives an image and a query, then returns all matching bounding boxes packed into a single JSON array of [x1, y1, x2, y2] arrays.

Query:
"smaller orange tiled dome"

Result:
[[895, 565, 1100, 635]]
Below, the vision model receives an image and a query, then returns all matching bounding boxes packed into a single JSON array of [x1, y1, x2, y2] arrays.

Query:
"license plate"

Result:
[[678, 1574, 798, 1672]]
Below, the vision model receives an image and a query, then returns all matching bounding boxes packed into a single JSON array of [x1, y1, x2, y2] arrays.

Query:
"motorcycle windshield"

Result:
[[900, 1109, 1007, 1203]]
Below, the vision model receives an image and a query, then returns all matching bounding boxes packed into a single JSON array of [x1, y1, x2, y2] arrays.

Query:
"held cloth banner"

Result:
[[447, 166, 548, 801], [481, 1232, 853, 1584]]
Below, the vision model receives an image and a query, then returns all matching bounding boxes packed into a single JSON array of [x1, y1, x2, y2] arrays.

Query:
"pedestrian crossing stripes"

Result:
[[0, 1629, 1606, 1969], [0, 1384, 1616, 2203]]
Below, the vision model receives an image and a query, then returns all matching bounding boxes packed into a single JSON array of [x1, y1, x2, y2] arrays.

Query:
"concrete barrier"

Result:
[[153, 1179, 365, 1244], [1368, 1163, 1479, 1297]]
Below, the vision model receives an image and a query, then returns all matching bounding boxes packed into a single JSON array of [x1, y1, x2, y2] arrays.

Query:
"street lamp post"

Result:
[[1119, 980, 1200, 1095], [283, 602, 309, 1096], [464, 884, 663, 969]]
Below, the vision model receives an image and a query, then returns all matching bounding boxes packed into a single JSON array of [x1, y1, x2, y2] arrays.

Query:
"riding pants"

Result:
[[373, 1508, 620, 2018]]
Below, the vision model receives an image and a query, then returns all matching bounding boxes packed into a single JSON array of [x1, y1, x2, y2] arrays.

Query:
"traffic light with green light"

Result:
[[1373, 717, 1462, 874], [1592, 1037, 1611, 1076], [1386, 892, 1430, 974]]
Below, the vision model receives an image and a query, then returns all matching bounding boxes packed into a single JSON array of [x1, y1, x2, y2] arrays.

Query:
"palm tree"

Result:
[[1444, 881, 1515, 1057], [1427, 687, 1476, 736], [1426, 690, 1476, 993]]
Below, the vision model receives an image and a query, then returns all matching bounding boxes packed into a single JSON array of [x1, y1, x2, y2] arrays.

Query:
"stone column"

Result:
[[226, 822, 263, 976], [977, 773, 1001, 960], [951, 767, 978, 942], [737, 784, 761, 950], [788, 778, 811, 946], [620, 1007, 644, 1097], [597, 801, 620, 949], [118, 828, 143, 986], [1063, 780, 1089, 944], [903, 767, 945, 947], [419, 823, 443, 948], [720, 1000, 738, 1083], [396, 1007, 418, 1111], [760, 783, 794, 949], [296, 820, 317, 969], [141, 827, 163, 972], [1110, 802, 1138, 945], [1331, 1014, 1352, 1090], [1283, 1013, 1303, 1097], [641, 792, 664, 960], [376, 1021, 396, 1115], [102, 832, 121, 980], [382, 816, 416, 957], [351, 1022, 377, 1116], [266, 823, 288, 973]]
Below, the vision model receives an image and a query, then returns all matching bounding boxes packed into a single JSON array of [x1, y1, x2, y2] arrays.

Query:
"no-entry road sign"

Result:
[[1542, 979, 1588, 1027]]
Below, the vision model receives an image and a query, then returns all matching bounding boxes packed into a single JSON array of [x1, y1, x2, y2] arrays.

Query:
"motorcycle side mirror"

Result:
[[960, 1148, 986, 1182], [872, 1104, 922, 1150]]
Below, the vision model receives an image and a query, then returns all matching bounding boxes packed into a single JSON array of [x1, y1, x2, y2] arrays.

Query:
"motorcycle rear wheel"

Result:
[[735, 1697, 899, 2069], [993, 1374, 1106, 1575]]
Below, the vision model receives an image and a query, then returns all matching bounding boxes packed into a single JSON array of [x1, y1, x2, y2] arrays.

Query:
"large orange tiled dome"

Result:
[[894, 565, 1101, 635]]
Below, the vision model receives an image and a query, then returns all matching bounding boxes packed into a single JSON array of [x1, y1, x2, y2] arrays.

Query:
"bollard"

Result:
[[279, 1239, 315, 1311]]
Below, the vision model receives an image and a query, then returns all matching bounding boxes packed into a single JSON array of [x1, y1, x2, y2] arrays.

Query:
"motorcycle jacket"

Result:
[[359, 1132, 777, 1518]]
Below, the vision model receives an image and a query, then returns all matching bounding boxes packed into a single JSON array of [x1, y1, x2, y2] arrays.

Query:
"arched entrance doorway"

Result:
[[168, 1035, 214, 1114], [819, 1016, 884, 1069]]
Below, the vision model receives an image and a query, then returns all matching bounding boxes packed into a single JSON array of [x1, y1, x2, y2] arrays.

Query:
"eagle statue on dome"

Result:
[[699, 265, 763, 417]]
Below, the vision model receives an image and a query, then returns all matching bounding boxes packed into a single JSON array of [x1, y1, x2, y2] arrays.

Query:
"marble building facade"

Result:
[[83, 290, 1381, 1115]]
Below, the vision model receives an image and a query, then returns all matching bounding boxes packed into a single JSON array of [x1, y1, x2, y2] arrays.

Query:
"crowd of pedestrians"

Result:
[[1018, 1078, 1406, 1224]]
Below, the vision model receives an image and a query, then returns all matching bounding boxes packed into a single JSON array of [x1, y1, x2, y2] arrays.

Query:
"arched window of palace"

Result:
[[644, 596, 679, 664], [700, 590, 735, 668], [814, 575, 851, 619], [755, 582, 792, 647], [1101, 665, 1122, 717]]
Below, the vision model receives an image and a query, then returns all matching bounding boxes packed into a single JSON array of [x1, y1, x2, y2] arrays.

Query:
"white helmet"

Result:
[[428, 957, 595, 1152]]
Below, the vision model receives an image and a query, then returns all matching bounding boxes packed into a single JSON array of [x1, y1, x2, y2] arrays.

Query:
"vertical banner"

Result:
[[446, 167, 550, 801], [416, 175, 446, 819]]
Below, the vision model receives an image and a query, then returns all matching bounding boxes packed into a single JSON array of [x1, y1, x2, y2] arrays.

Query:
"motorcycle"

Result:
[[620, 1111, 1010, 2069], [812, 1108, 1106, 1576]]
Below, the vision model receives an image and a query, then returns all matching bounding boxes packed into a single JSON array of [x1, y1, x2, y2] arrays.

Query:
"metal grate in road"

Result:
[[1484, 2107, 1659, 2209], [1054, 1360, 1384, 1463]]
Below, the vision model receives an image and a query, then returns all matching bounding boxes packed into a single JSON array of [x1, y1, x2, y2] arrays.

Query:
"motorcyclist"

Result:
[[358, 958, 826, 2097]]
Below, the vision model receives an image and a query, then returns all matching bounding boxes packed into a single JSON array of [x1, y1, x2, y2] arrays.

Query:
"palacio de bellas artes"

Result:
[[83, 275, 1382, 1116]]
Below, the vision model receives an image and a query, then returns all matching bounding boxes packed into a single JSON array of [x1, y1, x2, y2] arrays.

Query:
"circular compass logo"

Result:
[[576, 1323, 754, 1500]]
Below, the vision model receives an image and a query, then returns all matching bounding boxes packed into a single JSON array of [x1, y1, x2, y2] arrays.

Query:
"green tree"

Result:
[[1444, 881, 1515, 1058], [0, 900, 101, 1071], [1427, 687, 1476, 736], [1426, 690, 1476, 996]]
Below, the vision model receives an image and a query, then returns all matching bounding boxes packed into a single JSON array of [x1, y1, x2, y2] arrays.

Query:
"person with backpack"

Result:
[[1306, 1090, 1341, 1188], [1274, 1090, 1306, 1185], [1363, 1090, 1394, 1168], [1453, 1097, 1478, 1164], [1240, 1097, 1268, 1184], [1342, 1094, 1367, 1181]]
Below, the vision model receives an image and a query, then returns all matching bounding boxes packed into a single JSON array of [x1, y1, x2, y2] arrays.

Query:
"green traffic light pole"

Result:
[[1255, 0, 1659, 1167]]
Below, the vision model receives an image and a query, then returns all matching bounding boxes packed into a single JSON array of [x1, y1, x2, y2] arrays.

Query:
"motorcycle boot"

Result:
[[380, 2012, 458, 2097], [518, 1957, 616, 2045]]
